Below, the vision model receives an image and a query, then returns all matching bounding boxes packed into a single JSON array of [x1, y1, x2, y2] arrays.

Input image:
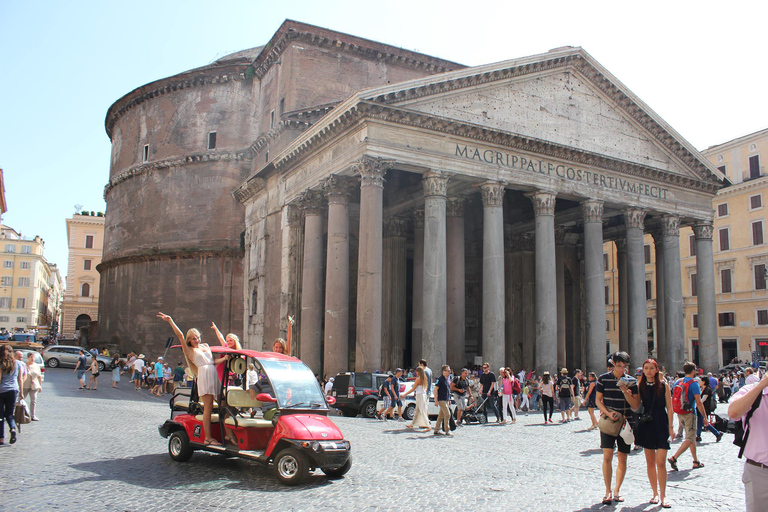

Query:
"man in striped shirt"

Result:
[[596, 351, 640, 504]]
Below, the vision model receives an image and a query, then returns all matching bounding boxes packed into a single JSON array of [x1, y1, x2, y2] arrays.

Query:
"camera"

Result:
[[638, 413, 654, 425]]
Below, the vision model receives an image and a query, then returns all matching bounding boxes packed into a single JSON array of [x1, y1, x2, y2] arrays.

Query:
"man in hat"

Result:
[[132, 354, 145, 391], [556, 368, 574, 423], [151, 356, 165, 396]]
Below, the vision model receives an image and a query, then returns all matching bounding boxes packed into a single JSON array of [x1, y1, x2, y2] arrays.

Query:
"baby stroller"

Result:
[[453, 390, 488, 425]]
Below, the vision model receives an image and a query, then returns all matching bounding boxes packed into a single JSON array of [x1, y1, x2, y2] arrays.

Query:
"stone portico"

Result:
[[236, 48, 726, 377]]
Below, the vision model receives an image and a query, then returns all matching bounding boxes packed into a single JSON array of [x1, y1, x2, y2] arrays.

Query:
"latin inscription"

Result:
[[455, 144, 669, 199]]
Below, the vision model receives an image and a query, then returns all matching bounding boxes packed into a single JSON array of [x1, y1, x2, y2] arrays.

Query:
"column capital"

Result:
[[298, 189, 325, 216], [356, 155, 391, 188], [479, 181, 506, 208], [527, 190, 556, 216], [323, 174, 356, 205], [384, 217, 408, 238], [661, 214, 680, 237], [413, 208, 425, 229], [623, 208, 647, 230], [693, 220, 714, 240], [615, 238, 627, 253], [581, 200, 604, 223], [446, 196, 467, 217], [423, 170, 450, 198]]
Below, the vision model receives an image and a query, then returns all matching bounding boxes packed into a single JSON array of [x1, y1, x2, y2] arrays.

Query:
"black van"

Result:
[[329, 372, 389, 418]]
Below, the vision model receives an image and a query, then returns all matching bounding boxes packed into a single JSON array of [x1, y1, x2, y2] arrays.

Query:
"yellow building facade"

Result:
[[61, 211, 104, 340]]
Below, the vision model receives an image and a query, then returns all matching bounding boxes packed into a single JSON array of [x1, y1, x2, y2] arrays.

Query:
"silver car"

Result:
[[42, 345, 111, 371]]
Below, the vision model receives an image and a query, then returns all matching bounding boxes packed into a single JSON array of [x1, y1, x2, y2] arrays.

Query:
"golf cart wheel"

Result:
[[404, 404, 415, 421], [168, 431, 193, 462], [361, 400, 377, 419], [322, 458, 351, 479], [477, 413, 487, 424], [97, 361, 106, 372], [47, 358, 59, 368], [274, 448, 309, 485]]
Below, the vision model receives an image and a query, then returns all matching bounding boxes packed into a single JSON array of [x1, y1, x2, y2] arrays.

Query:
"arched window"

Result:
[[75, 314, 91, 331], [81, 283, 90, 297]]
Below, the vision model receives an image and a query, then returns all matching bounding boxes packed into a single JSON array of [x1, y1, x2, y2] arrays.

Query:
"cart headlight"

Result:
[[343, 440, 351, 450], [311, 441, 321, 452]]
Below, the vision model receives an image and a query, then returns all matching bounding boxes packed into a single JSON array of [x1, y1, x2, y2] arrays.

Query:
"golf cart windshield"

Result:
[[261, 360, 327, 410]]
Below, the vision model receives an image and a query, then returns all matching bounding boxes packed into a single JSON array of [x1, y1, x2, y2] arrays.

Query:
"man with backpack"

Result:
[[668, 362, 710, 471], [728, 369, 768, 511]]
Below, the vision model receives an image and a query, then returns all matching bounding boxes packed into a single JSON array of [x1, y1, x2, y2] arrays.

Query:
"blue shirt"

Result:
[[0, 360, 21, 393], [436, 374, 450, 401], [155, 362, 163, 378], [391, 375, 400, 397], [683, 377, 701, 403]]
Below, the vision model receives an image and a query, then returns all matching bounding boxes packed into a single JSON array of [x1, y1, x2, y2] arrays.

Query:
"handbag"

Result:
[[620, 417, 635, 445], [598, 409, 624, 437], [15, 398, 31, 427]]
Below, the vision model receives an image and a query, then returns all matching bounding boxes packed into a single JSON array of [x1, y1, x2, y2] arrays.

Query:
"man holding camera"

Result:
[[668, 362, 710, 471]]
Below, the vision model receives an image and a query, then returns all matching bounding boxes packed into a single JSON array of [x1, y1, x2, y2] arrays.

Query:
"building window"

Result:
[[143, 144, 149, 163], [16, 317, 26, 323], [693, 314, 698, 328], [18, 277, 29, 287], [757, 309, 768, 326], [750, 194, 763, 210], [689, 235, 696, 257], [603, 253, 609, 271], [691, 273, 697, 296], [208, 131, 217, 150], [20, 261, 29, 269], [749, 155, 761, 179], [756, 264, 767, 290], [645, 280, 652, 300], [753, 221, 764, 246], [3, 261, 11, 268], [721, 268, 732, 293], [718, 312, 735, 327], [84, 259, 92, 271], [604, 285, 609, 305], [5, 244, 14, 253], [0, 277, 10, 286], [85, 235, 94, 249], [0, 316, 8, 322], [647, 317, 653, 330], [717, 203, 729, 217], [644, 245, 651, 264], [719, 228, 730, 251], [21, 245, 30, 254], [0, 298, 9, 308], [279, 98, 285, 115], [270, 110, 275, 129], [606, 320, 610, 332], [81, 283, 90, 297], [16, 298, 25, 309]]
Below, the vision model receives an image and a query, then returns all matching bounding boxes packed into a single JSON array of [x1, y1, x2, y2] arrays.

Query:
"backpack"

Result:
[[733, 392, 763, 458], [672, 378, 694, 414], [559, 378, 572, 398], [513, 379, 521, 395]]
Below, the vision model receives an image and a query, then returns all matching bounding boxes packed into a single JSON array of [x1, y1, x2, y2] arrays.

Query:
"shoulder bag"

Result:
[[598, 409, 624, 437]]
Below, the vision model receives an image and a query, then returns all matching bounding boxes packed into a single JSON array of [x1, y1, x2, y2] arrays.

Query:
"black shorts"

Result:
[[600, 431, 631, 454]]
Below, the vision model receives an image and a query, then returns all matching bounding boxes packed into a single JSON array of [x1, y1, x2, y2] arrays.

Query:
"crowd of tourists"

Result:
[[0, 345, 45, 446]]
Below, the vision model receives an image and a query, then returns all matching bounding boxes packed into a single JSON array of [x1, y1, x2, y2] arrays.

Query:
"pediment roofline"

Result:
[[267, 47, 727, 188]]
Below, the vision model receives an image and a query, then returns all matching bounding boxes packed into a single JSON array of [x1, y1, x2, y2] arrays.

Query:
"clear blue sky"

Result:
[[1, 1, 766, 274]]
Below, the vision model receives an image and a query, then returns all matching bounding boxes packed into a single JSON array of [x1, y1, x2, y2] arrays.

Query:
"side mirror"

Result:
[[326, 396, 336, 405], [256, 392, 276, 403]]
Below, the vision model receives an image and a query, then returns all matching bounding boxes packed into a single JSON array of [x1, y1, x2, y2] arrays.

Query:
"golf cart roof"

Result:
[[173, 344, 300, 363]]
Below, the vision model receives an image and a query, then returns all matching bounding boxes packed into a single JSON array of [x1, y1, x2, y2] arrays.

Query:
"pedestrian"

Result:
[[381, 369, 404, 421], [158, 312, 229, 446], [324, 376, 334, 396], [584, 372, 599, 430], [596, 351, 640, 504], [727, 368, 768, 511], [419, 359, 433, 397], [151, 357, 164, 396], [500, 368, 516, 424], [479, 362, 501, 423], [402, 366, 431, 432], [74, 349, 87, 389], [541, 371, 555, 424], [697, 376, 723, 442], [556, 368, 573, 423], [110, 354, 121, 388], [529, 375, 540, 411], [164, 362, 174, 394], [634, 359, 674, 508], [668, 362, 710, 472], [571, 369, 583, 420], [22, 352, 43, 421], [173, 361, 185, 392], [87, 356, 99, 390], [0, 345, 24, 445], [271, 315, 293, 354], [451, 368, 470, 424], [132, 354, 145, 391], [433, 365, 452, 436], [520, 380, 530, 415]]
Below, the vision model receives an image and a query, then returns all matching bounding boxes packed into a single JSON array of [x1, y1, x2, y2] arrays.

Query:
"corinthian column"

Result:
[[355, 156, 389, 371], [323, 175, 354, 377], [382, 217, 408, 370], [694, 221, 718, 372], [446, 197, 466, 370], [617, 238, 629, 353], [528, 190, 557, 375], [651, 230, 666, 366], [299, 190, 325, 374], [625, 208, 648, 362], [422, 171, 449, 367], [411, 209, 424, 363], [480, 182, 506, 370], [582, 200, 606, 374], [662, 215, 685, 372]]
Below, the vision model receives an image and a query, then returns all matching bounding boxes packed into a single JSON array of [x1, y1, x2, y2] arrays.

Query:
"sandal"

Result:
[[668, 456, 678, 471], [613, 495, 625, 503], [601, 493, 613, 505], [692, 460, 704, 469], [650, 496, 660, 504], [661, 500, 672, 508]]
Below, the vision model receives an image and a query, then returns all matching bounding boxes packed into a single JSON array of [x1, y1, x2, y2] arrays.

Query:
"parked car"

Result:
[[42, 345, 111, 371], [328, 372, 390, 418], [375, 380, 455, 420], [718, 363, 748, 375], [10, 333, 37, 343]]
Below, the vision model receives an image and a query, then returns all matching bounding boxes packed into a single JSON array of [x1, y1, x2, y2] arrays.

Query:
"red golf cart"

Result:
[[159, 346, 351, 485]]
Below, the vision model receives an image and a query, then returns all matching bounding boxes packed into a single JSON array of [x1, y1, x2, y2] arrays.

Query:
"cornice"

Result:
[[97, 247, 242, 272], [715, 175, 768, 197], [272, 101, 723, 195]]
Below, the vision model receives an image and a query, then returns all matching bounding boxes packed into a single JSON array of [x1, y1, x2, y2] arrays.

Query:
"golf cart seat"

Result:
[[194, 414, 220, 422], [222, 389, 272, 428]]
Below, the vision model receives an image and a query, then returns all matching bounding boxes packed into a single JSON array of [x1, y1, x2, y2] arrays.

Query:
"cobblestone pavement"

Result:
[[0, 369, 747, 511]]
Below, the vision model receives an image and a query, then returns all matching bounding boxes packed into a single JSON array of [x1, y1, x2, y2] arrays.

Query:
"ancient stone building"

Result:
[[102, 20, 728, 375]]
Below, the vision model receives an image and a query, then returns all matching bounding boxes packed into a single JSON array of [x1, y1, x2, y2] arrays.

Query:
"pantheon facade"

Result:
[[100, 21, 727, 376]]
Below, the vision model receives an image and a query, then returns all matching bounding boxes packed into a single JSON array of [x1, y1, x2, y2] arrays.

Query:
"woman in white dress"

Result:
[[402, 366, 431, 432], [158, 312, 228, 446]]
